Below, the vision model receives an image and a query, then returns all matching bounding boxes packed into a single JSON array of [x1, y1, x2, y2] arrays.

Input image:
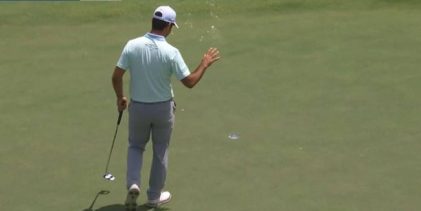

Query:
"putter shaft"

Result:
[[103, 111, 123, 176]]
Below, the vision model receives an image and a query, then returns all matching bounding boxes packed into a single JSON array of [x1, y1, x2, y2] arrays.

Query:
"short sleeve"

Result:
[[171, 50, 191, 80], [116, 42, 130, 71]]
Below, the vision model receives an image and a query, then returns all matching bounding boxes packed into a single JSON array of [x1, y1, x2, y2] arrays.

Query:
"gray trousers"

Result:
[[127, 99, 175, 200]]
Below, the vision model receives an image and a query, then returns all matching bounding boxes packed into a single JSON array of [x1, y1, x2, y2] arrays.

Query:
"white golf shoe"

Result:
[[125, 184, 140, 211], [146, 191, 172, 208]]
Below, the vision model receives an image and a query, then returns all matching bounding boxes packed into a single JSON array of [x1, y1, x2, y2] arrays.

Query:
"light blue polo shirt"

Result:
[[117, 33, 190, 103]]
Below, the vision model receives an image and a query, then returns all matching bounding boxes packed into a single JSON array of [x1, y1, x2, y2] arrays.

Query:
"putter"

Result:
[[103, 111, 123, 181]]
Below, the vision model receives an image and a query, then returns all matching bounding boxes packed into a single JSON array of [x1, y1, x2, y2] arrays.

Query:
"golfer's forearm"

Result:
[[112, 67, 126, 98], [182, 64, 207, 88], [112, 76, 124, 98]]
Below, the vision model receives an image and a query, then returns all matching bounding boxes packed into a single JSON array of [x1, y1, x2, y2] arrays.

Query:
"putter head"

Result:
[[103, 173, 115, 181]]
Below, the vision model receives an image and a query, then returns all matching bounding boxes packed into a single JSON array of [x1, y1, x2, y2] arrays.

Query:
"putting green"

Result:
[[1, 0, 421, 210]]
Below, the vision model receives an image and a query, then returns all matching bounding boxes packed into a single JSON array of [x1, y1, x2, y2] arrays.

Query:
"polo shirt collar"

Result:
[[145, 33, 166, 41]]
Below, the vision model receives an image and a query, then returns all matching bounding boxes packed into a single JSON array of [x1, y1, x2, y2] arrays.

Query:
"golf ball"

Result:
[[228, 132, 239, 140]]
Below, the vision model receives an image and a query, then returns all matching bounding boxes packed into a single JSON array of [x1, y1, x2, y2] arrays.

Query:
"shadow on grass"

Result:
[[82, 189, 170, 211], [93, 204, 170, 211], [83, 190, 111, 211]]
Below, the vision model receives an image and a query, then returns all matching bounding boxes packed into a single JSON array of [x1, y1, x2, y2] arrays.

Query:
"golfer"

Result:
[[112, 5, 220, 209]]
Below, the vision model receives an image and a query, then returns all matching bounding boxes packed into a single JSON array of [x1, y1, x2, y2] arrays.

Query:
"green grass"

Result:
[[1, 0, 421, 210]]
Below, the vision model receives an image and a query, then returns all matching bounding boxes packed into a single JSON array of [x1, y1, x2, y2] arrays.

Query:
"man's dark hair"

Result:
[[152, 11, 171, 30], [152, 18, 170, 30]]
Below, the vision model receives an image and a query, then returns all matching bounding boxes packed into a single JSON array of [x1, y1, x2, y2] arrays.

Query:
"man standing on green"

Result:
[[112, 5, 220, 210]]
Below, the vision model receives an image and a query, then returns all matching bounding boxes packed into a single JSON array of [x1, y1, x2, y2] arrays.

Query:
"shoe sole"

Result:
[[125, 189, 140, 211], [145, 194, 172, 208]]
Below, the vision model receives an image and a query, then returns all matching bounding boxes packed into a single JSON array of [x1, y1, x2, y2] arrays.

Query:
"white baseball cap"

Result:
[[153, 6, 179, 28]]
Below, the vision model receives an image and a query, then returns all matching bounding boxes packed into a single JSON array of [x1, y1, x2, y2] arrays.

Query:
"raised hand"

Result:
[[201, 47, 220, 68]]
